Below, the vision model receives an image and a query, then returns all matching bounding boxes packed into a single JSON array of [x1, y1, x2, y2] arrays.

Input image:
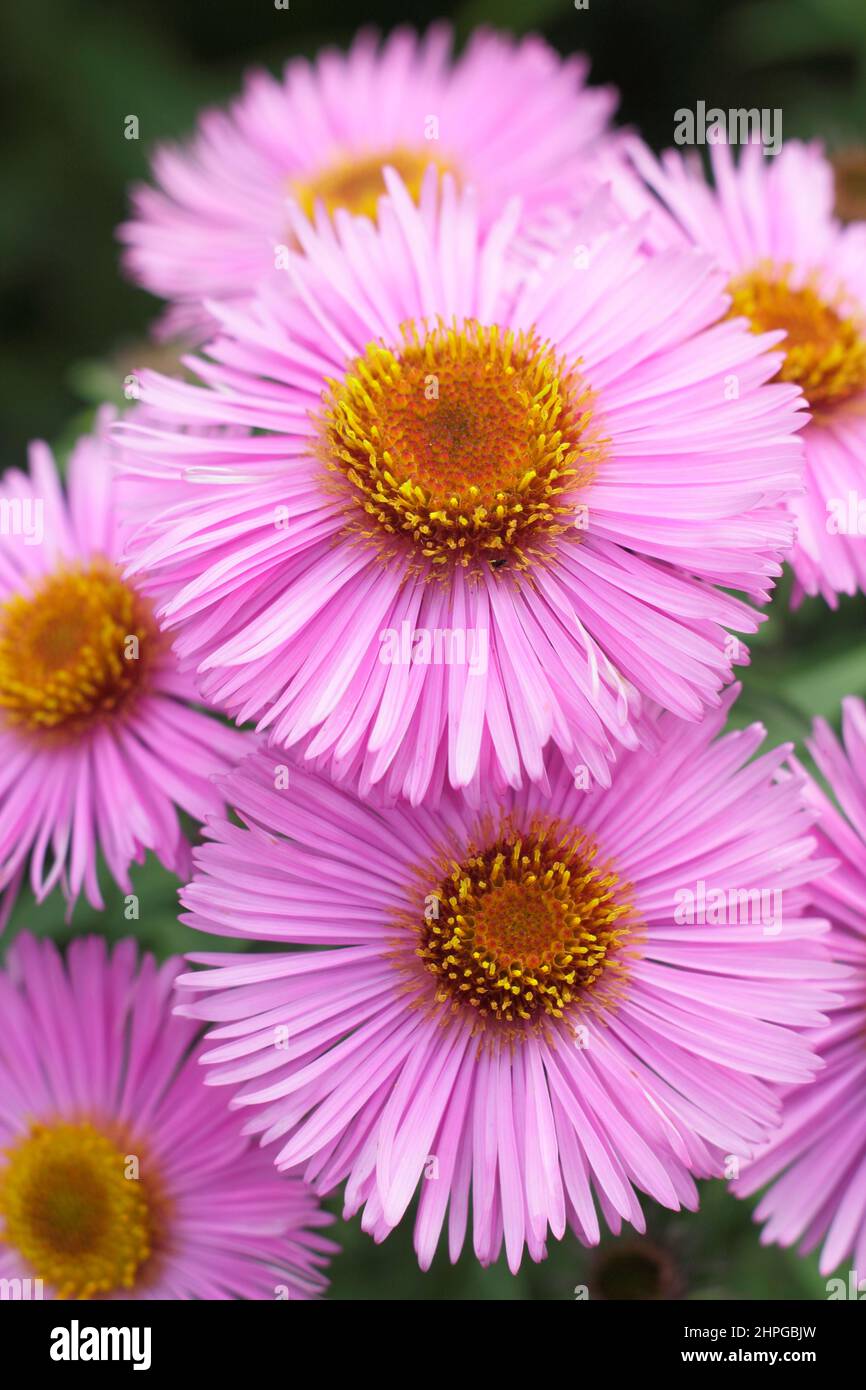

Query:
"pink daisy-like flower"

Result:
[[176, 697, 839, 1273], [119, 175, 806, 806], [0, 933, 334, 1298], [733, 698, 866, 1276], [119, 24, 617, 334], [624, 137, 866, 606], [0, 411, 248, 919]]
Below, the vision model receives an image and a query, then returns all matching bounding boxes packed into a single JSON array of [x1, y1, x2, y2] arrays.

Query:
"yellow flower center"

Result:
[[728, 263, 866, 410], [0, 1121, 155, 1299], [0, 560, 158, 739], [321, 319, 601, 571], [291, 145, 453, 222], [412, 817, 635, 1029]]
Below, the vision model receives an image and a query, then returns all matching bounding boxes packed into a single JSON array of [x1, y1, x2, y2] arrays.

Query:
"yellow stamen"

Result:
[[728, 262, 866, 411], [320, 318, 603, 572], [406, 815, 635, 1030], [0, 1121, 155, 1299], [0, 560, 158, 738], [291, 146, 453, 222]]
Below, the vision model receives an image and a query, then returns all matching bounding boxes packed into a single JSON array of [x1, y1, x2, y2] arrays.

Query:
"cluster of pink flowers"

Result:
[[2, 24, 866, 1298]]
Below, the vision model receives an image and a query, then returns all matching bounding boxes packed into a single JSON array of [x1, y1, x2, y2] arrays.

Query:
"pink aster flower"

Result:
[[0, 933, 334, 1298], [624, 136, 866, 606], [119, 24, 618, 335], [119, 175, 806, 806], [0, 411, 248, 920], [176, 696, 839, 1273], [733, 698, 866, 1276]]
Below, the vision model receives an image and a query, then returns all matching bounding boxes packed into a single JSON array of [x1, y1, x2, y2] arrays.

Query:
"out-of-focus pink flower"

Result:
[[0, 411, 248, 920], [623, 137, 866, 606], [120, 24, 618, 335], [0, 934, 335, 1298], [734, 698, 866, 1276]]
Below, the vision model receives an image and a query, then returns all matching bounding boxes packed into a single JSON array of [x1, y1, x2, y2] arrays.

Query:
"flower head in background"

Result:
[[0, 934, 334, 1298], [119, 175, 806, 806], [733, 698, 866, 1276], [177, 698, 839, 1273], [119, 24, 618, 336], [0, 412, 248, 921], [625, 137, 866, 607]]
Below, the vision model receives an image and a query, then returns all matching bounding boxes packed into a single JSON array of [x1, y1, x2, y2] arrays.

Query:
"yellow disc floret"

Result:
[[728, 262, 866, 411], [411, 816, 635, 1029], [0, 1121, 155, 1299], [0, 559, 158, 738], [291, 146, 453, 222], [321, 318, 602, 571]]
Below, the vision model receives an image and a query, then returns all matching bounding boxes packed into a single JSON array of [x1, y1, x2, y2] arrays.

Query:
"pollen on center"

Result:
[[291, 145, 453, 222], [320, 318, 602, 572], [728, 262, 866, 411], [405, 815, 636, 1030], [0, 559, 159, 740]]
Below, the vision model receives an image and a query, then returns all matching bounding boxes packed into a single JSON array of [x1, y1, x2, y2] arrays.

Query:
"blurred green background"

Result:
[[2, 0, 866, 1300]]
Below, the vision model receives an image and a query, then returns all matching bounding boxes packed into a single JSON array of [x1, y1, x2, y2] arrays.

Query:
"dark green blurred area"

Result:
[[2, 0, 866, 1301]]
